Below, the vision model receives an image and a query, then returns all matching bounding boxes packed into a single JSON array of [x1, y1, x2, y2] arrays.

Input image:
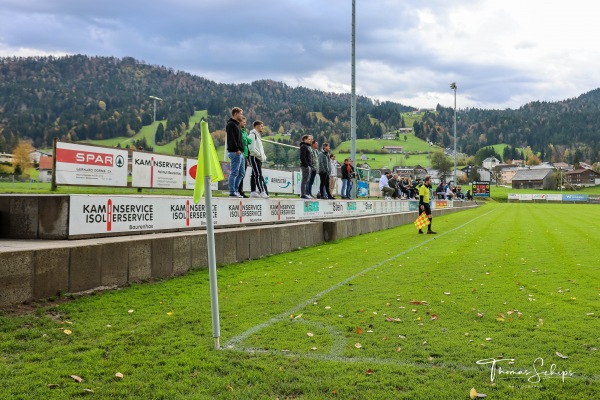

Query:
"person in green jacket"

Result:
[[237, 116, 252, 197]]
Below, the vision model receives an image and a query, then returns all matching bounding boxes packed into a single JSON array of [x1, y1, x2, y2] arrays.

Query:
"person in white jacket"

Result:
[[248, 120, 269, 198]]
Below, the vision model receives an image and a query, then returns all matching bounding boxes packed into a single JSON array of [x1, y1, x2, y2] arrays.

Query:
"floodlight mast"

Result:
[[450, 83, 457, 184], [149, 96, 163, 152]]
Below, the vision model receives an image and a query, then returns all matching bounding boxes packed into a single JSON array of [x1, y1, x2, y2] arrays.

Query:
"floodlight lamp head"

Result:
[[450, 82, 457, 90], [149, 95, 163, 101]]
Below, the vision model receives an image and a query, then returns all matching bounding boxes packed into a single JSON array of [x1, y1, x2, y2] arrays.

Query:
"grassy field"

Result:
[[1, 203, 599, 399]]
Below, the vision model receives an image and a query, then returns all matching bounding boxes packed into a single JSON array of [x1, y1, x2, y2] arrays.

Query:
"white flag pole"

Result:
[[202, 144, 221, 349]]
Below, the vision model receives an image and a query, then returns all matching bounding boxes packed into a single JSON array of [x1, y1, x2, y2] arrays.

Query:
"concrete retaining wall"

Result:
[[0, 205, 477, 308]]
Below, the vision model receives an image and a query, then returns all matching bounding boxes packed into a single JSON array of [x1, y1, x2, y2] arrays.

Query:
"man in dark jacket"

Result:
[[318, 143, 333, 199], [226, 107, 245, 198], [299, 135, 313, 199]]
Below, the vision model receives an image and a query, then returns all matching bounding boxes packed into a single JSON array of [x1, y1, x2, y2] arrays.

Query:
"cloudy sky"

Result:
[[1, 0, 599, 110]]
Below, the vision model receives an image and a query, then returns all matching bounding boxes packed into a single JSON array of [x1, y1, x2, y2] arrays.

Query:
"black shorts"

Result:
[[420, 203, 432, 216]]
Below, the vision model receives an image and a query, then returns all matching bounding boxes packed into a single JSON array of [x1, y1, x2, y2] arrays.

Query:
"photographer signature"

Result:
[[476, 357, 575, 383]]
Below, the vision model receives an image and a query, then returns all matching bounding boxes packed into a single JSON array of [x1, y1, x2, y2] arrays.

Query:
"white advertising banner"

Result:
[[185, 158, 218, 191], [291, 170, 321, 195], [518, 194, 534, 201], [55, 142, 128, 186], [508, 193, 519, 200], [546, 194, 563, 201], [131, 152, 184, 189], [69, 195, 218, 235], [68, 195, 420, 236], [532, 194, 547, 200], [241, 168, 293, 194]]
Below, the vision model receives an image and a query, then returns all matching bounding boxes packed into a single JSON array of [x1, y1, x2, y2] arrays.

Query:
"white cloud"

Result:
[[1, 0, 600, 110]]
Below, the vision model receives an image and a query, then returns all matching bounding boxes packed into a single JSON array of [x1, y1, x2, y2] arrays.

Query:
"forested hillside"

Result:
[[413, 92, 600, 164], [0, 55, 412, 156], [2, 55, 600, 164]]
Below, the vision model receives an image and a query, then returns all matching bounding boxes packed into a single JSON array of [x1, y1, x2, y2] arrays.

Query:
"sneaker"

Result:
[[232, 192, 243, 198], [250, 192, 261, 198], [301, 195, 311, 200], [427, 231, 437, 234], [260, 192, 269, 199], [418, 230, 424, 234], [240, 192, 249, 198]]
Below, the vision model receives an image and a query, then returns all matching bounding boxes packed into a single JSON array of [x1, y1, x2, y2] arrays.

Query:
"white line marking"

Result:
[[223, 208, 495, 350]]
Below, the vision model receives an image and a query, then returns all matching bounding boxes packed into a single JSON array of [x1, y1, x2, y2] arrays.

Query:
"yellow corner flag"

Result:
[[193, 121, 224, 204]]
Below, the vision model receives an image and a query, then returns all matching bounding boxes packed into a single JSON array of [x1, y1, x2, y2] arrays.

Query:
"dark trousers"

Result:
[[307, 168, 317, 196], [248, 156, 267, 194], [319, 172, 332, 198]]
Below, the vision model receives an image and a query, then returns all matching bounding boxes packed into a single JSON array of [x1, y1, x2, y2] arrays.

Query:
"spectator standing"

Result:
[[237, 116, 252, 198], [307, 140, 319, 198], [226, 107, 245, 198], [341, 159, 355, 199], [329, 153, 339, 199], [248, 120, 268, 199], [299, 135, 313, 199], [318, 143, 333, 199], [418, 175, 436, 234]]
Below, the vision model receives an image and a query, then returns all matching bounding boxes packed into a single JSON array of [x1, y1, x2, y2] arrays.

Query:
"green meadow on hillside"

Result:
[[82, 110, 208, 153]]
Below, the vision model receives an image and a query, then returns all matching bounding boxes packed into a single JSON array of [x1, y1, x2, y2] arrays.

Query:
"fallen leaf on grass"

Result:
[[310, 347, 318, 351], [477, 313, 484, 318], [70, 375, 83, 383], [307, 332, 314, 337], [485, 338, 492, 341], [365, 369, 373, 375], [444, 292, 451, 295], [496, 317, 505, 322], [354, 343, 362, 349], [356, 327, 363, 334], [83, 388, 94, 393], [128, 309, 134, 314], [166, 312, 173, 316], [470, 387, 487, 398], [63, 330, 72, 335], [115, 372, 124, 379], [396, 347, 401, 352], [385, 317, 402, 322], [431, 314, 438, 321], [294, 314, 303, 319], [409, 300, 429, 305], [555, 351, 568, 359], [47, 384, 60, 389]]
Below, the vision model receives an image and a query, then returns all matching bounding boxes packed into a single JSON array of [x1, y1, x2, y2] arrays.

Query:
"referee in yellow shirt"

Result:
[[418, 176, 437, 234]]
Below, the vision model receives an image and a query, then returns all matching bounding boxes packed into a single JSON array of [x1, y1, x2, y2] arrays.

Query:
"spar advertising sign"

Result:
[[131, 152, 184, 189], [55, 142, 128, 186]]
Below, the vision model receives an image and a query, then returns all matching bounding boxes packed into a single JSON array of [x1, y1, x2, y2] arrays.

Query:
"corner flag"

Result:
[[193, 121, 224, 204], [414, 212, 431, 230]]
